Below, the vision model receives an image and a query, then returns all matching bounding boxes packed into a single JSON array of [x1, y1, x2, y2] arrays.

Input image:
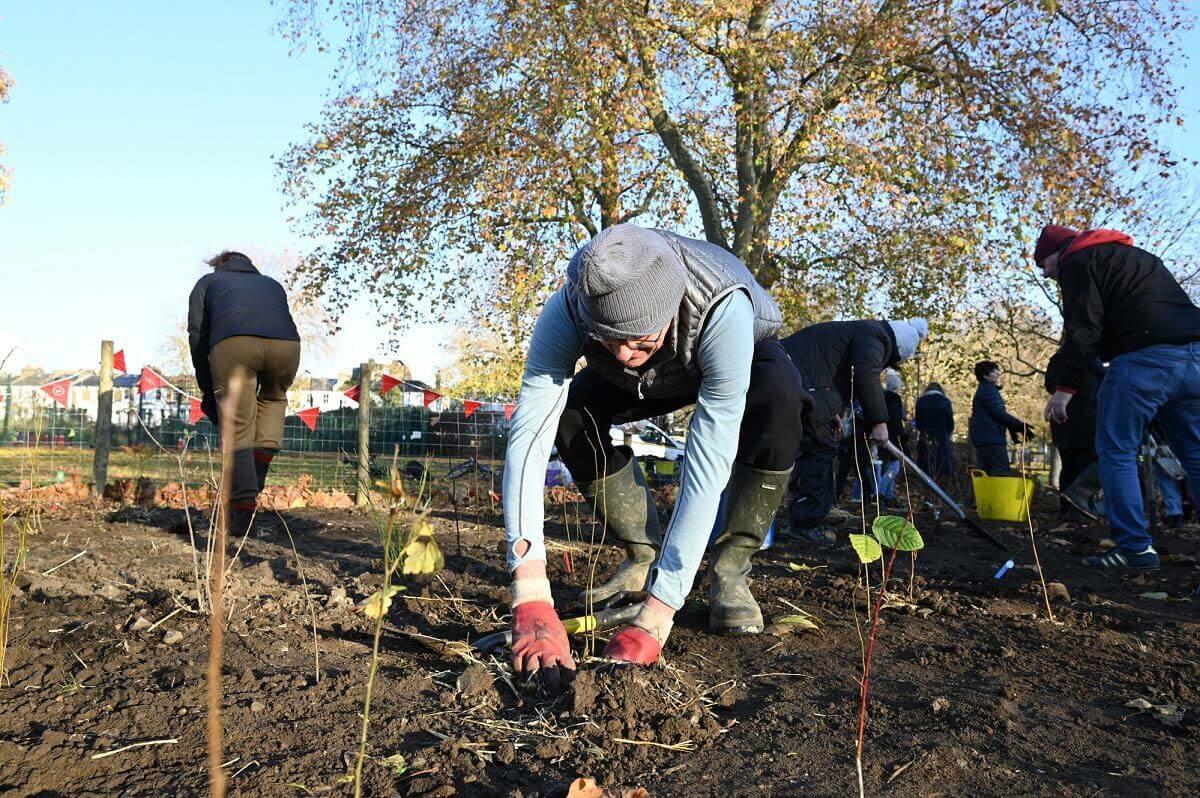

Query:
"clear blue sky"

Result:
[[0, 4, 1198, 378], [0, 2, 450, 379]]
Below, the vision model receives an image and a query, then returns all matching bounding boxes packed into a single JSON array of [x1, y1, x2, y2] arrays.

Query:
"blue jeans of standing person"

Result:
[[878, 459, 901, 500], [1096, 343, 1200, 553], [1156, 465, 1184, 518], [851, 460, 883, 501]]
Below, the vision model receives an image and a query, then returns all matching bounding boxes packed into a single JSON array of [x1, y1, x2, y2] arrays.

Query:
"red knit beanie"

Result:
[[1033, 224, 1079, 263]]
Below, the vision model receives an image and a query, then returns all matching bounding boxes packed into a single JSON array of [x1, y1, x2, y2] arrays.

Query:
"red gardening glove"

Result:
[[603, 626, 661, 665], [511, 601, 575, 691]]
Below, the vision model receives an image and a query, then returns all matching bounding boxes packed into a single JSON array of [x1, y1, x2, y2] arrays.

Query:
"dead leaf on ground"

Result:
[[566, 777, 650, 798], [353, 585, 406, 619], [787, 562, 826, 572], [882, 598, 919, 613], [1124, 697, 1186, 727], [766, 614, 821, 637]]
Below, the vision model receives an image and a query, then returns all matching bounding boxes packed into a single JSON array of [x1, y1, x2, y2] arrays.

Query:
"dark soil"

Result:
[[1, 493, 1198, 797]]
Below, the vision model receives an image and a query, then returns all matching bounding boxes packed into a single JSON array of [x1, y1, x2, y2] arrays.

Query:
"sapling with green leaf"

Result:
[[849, 515, 924, 798]]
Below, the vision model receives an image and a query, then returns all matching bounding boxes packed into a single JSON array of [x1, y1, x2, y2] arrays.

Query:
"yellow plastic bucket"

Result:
[[652, 460, 678, 477], [971, 469, 1035, 522]]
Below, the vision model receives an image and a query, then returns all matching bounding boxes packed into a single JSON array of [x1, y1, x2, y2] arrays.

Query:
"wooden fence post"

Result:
[[355, 360, 373, 507], [93, 340, 114, 495]]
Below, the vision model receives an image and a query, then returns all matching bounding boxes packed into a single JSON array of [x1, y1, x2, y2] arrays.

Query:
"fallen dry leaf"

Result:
[[354, 585, 407, 619], [787, 562, 826, 572], [566, 777, 649, 798]]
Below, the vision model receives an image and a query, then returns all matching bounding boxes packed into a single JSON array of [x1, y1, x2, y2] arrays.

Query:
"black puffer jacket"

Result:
[[1048, 233, 1200, 391], [781, 320, 899, 427], [187, 254, 300, 396]]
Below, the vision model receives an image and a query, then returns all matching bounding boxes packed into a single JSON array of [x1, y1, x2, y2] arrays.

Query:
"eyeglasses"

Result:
[[590, 325, 668, 353]]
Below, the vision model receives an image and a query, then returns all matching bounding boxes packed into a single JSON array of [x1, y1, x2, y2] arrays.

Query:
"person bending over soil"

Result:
[[188, 251, 300, 533], [502, 223, 805, 681]]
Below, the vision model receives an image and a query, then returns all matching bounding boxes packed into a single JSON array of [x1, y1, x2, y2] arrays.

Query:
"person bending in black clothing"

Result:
[[781, 318, 928, 544]]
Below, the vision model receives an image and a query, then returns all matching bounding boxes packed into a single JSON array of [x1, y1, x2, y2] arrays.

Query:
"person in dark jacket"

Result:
[[968, 361, 1031, 476], [1037, 225, 1200, 572], [878, 371, 908, 502], [781, 318, 929, 543], [1045, 356, 1102, 521], [188, 251, 301, 524], [914, 382, 954, 483]]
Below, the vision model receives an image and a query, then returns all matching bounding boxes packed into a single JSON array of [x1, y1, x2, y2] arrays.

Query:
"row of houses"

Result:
[[0, 367, 440, 425]]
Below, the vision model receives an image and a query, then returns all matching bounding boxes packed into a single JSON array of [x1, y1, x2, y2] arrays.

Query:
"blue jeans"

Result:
[[851, 461, 883, 501], [1096, 343, 1200, 552], [878, 459, 901, 500], [1156, 465, 1184, 517]]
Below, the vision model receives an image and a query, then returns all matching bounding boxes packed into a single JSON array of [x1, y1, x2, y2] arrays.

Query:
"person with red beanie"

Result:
[[1035, 224, 1200, 572]]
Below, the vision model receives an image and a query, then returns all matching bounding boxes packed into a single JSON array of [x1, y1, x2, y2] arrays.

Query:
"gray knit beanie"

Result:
[[567, 223, 687, 339], [887, 317, 929, 361]]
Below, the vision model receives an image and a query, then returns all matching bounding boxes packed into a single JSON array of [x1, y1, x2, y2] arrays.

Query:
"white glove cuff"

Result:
[[632, 603, 674, 645], [511, 577, 553, 608]]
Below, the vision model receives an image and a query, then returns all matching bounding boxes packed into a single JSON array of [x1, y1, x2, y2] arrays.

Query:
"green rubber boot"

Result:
[[576, 447, 661, 607], [708, 463, 792, 634]]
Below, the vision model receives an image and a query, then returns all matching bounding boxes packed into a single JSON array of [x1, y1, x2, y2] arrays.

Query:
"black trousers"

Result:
[[556, 338, 807, 482], [789, 435, 838, 529], [836, 432, 877, 500], [1057, 445, 1098, 512], [917, 430, 954, 483], [974, 444, 1012, 476]]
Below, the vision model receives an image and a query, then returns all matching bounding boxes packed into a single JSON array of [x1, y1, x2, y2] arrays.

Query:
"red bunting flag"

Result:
[[380, 374, 401, 395], [112, 349, 127, 373], [139, 367, 165, 394], [188, 397, 205, 425], [463, 400, 481, 418], [344, 385, 361, 402], [504, 403, 516, 421], [40, 377, 74, 408], [422, 390, 441, 407], [297, 407, 320, 432]]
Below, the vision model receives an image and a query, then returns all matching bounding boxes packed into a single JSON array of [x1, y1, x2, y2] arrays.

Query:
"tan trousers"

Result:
[[209, 336, 301, 502]]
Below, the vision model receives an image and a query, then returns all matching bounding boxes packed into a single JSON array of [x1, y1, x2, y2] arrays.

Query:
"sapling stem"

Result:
[[856, 547, 900, 798]]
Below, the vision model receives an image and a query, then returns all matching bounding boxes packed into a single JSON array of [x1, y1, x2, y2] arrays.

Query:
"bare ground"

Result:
[[0, 493, 1197, 797]]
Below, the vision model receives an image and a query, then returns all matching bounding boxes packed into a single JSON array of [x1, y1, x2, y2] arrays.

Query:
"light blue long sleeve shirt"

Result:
[[503, 289, 755, 610]]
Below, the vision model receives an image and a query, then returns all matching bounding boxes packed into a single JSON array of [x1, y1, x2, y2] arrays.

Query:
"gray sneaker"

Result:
[[1061, 484, 1105, 522]]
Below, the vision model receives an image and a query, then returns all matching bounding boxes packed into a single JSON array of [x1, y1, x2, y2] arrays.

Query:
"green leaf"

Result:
[[849, 533, 883, 563], [872, 515, 924, 551], [896, 524, 924, 552]]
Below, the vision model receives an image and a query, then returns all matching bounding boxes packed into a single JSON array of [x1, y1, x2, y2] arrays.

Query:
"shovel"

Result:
[[882, 440, 1010, 554]]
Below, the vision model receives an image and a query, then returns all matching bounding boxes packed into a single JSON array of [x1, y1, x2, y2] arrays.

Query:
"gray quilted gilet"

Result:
[[565, 229, 782, 398]]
